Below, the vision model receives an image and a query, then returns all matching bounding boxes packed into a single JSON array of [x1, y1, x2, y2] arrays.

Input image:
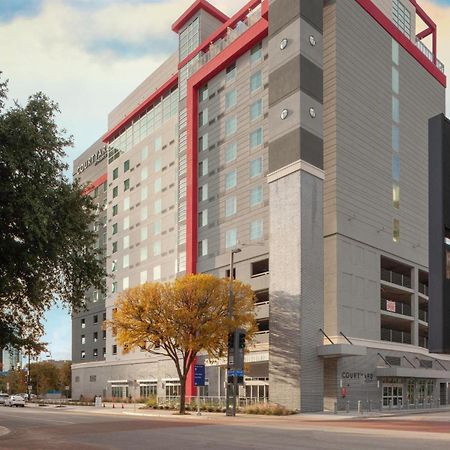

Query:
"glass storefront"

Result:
[[382, 378, 435, 407]]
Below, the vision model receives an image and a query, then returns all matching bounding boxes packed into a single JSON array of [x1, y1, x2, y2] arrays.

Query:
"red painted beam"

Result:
[[172, 0, 228, 33], [185, 17, 268, 275], [82, 173, 107, 196], [102, 74, 178, 144], [355, 0, 445, 87], [178, 0, 264, 70]]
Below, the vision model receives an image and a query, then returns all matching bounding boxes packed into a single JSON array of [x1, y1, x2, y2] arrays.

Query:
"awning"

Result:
[[376, 367, 450, 379], [317, 344, 367, 358]]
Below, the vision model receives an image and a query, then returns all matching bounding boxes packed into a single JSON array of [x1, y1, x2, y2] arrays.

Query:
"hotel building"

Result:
[[72, 0, 449, 412]]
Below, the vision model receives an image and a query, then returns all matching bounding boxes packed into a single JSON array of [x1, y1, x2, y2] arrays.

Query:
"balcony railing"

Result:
[[381, 268, 412, 288], [419, 309, 428, 323], [419, 283, 429, 296], [380, 298, 412, 316], [381, 327, 411, 344], [190, 3, 262, 73], [419, 335, 428, 349], [415, 38, 445, 73]]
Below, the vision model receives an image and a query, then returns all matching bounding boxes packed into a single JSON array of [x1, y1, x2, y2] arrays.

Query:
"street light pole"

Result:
[[226, 247, 241, 417]]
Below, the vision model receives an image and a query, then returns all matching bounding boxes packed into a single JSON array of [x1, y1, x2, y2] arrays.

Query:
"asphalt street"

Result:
[[1, 405, 450, 449]]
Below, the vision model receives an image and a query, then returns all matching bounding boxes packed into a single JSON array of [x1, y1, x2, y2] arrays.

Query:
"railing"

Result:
[[380, 298, 411, 316], [418, 309, 428, 322], [190, 3, 262, 73], [419, 283, 429, 296], [381, 327, 411, 344], [381, 268, 412, 288], [415, 38, 445, 73], [156, 395, 268, 409], [419, 335, 428, 348], [334, 397, 446, 413]]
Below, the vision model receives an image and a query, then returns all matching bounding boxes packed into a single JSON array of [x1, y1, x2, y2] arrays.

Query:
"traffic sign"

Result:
[[227, 369, 244, 377], [194, 364, 205, 387]]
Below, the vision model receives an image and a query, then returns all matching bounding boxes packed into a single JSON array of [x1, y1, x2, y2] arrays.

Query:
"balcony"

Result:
[[415, 38, 445, 73], [380, 298, 411, 317], [381, 327, 411, 345], [419, 335, 428, 349], [418, 309, 428, 323], [381, 269, 412, 289]]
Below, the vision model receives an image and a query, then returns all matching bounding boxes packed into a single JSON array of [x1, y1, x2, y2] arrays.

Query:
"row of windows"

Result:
[[80, 313, 106, 328], [198, 219, 264, 256], [199, 156, 264, 183], [80, 348, 105, 359], [199, 127, 263, 155], [392, 40, 400, 243], [198, 183, 263, 206], [111, 266, 162, 293], [80, 330, 106, 344]]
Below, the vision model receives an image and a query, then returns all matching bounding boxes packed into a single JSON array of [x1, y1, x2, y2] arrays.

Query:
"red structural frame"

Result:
[[82, 173, 107, 196], [172, 0, 228, 34], [185, 8, 269, 276], [102, 74, 179, 144], [355, 0, 445, 87]]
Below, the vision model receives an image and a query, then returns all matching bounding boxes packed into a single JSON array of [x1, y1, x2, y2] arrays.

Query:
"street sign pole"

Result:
[[194, 364, 205, 416]]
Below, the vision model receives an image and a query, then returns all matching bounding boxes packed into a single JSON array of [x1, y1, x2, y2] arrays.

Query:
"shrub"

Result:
[[241, 403, 293, 416]]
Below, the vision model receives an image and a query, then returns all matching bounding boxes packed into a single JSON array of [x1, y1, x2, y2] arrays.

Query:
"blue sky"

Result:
[[2, 0, 450, 360]]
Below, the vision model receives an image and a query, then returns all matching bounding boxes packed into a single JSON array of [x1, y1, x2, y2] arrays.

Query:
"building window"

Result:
[[225, 197, 237, 217], [250, 219, 263, 241], [199, 210, 208, 227], [392, 154, 400, 182], [81, 351, 86, 359], [393, 0, 411, 38], [225, 170, 237, 190], [93, 349, 98, 358], [141, 146, 149, 161], [199, 85, 208, 102], [250, 42, 262, 63], [103, 330, 106, 340], [140, 247, 148, 262], [113, 186, 118, 198], [140, 270, 147, 284], [153, 265, 161, 281], [225, 117, 237, 137], [154, 199, 162, 215], [225, 229, 238, 249], [250, 186, 263, 206], [392, 67, 399, 95], [199, 184, 208, 202], [198, 239, 208, 257], [154, 158, 162, 172], [250, 99, 263, 121], [140, 382, 157, 398], [250, 128, 263, 149], [112, 345, 117, 355], [112, 241, 118, 253], [123, 277, 129, 290], [154, 178, 162, 193], [199, 108, 208, 127], [124, 179, 130, 191], [154, 136, 162, 152], [179, 16, 199, 61], [111, 260, 117, 272], [81, 335, 85, 345], [141, 186, 148, 201], [141, 166, 149, 181], [392, 97, 399, 123], [153, 241, 161, 256], [393, 218, 400, 242], [225, 89, 237, 110], [112, 204, 118, 216], [93, 315, 98, 324], [225, 143, 237, 163], [93, 332, 98, 342], [124, 160, 130, 172], [199, 159, 208, 177], [111, 281, 117, 293], [153, 220, 161, 235], [123, 235, 130, 250], [140, 226, 148, 242], [112, 223, 118, 235], [226, 63, 236, 81], [123, 197, 130, 211], [392, 40, 399, 66], [252, 258, 269, 277], [123, 254, 129, 268], [113, 168, 119, 180], [199, 134, 208, 151], [250, 157, 263, 178], [392, 125, 399, 152], [250, 71, 262, 93]]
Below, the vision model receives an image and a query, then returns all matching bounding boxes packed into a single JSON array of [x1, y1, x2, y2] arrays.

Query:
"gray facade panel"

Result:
[[268, 55, 300, 106], [268, 0, 300, 36], [300, 55, 324, 103]]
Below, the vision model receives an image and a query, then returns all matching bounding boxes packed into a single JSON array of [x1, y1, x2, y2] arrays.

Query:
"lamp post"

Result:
[[226, 247, 241, 417]]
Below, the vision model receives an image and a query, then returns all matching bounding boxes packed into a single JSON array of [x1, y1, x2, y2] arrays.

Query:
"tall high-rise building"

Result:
[[72, 0, 449, 412]]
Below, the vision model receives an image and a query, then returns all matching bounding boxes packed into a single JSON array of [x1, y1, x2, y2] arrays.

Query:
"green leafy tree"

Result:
[[109, 274, 256, 414], [0, 74, 106, 349]]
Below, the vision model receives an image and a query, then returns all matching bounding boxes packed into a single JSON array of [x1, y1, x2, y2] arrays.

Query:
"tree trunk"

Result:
[[179, 376, 186, 414]]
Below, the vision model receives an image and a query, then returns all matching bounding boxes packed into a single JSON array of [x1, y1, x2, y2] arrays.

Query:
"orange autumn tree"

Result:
[[108, 273, 256, 414]]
